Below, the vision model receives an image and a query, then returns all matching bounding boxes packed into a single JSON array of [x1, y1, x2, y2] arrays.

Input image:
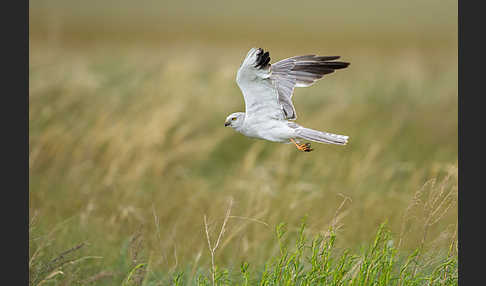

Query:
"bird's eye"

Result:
[[232, 117, 237, 121]]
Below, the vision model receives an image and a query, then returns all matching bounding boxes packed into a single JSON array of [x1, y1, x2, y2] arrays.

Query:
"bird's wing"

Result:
[[236, 48, 350, 120], [270, 54, 350, 120], [236, 48, 283, 120]]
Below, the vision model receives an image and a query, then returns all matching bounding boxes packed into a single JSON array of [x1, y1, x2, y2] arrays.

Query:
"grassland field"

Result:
[[29, 1, 457, 284]]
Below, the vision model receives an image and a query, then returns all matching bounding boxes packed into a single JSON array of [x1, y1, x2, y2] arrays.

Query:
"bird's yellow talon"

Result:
[[290, 139, 313, 152]]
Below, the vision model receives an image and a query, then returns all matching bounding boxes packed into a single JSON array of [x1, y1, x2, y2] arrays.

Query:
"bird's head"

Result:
[[224, 112, 245, 130]]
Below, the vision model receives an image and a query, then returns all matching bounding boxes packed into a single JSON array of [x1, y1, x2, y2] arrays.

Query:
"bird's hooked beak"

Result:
[[224, 121, 231, 127]]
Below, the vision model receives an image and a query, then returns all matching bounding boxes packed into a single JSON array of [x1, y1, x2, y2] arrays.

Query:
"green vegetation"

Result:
[[30, 0, 457, 284], [30, 213, 457, 285]]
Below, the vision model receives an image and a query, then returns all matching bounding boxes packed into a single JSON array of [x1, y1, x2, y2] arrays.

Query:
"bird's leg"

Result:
[[290, 138, 313, 152]]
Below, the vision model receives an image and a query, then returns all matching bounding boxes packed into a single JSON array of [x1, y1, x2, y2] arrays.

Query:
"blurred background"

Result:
[[30, 0, 457, 283]]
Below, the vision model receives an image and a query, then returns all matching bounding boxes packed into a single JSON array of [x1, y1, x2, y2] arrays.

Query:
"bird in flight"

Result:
[[224, 48, 350, 152]]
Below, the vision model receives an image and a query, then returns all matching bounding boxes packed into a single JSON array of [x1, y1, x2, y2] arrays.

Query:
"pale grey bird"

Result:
[[224, 48, 350, 152]]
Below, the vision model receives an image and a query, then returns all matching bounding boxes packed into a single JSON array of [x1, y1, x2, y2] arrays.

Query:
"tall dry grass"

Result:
[[29, 41, 457, 282], [29, 1, 456, 283]]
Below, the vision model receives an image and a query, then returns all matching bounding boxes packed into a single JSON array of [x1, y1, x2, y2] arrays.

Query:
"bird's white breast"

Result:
[[240, 118, 295, 143]]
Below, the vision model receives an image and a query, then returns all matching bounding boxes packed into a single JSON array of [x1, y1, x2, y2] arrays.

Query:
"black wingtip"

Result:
[[255, 48, 271, 69], [329, 61, 350, 69], [316, 56, 350, 69]]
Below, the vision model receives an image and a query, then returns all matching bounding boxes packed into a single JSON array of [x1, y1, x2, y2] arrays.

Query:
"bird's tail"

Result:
[[295, 127, 349, 145]]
